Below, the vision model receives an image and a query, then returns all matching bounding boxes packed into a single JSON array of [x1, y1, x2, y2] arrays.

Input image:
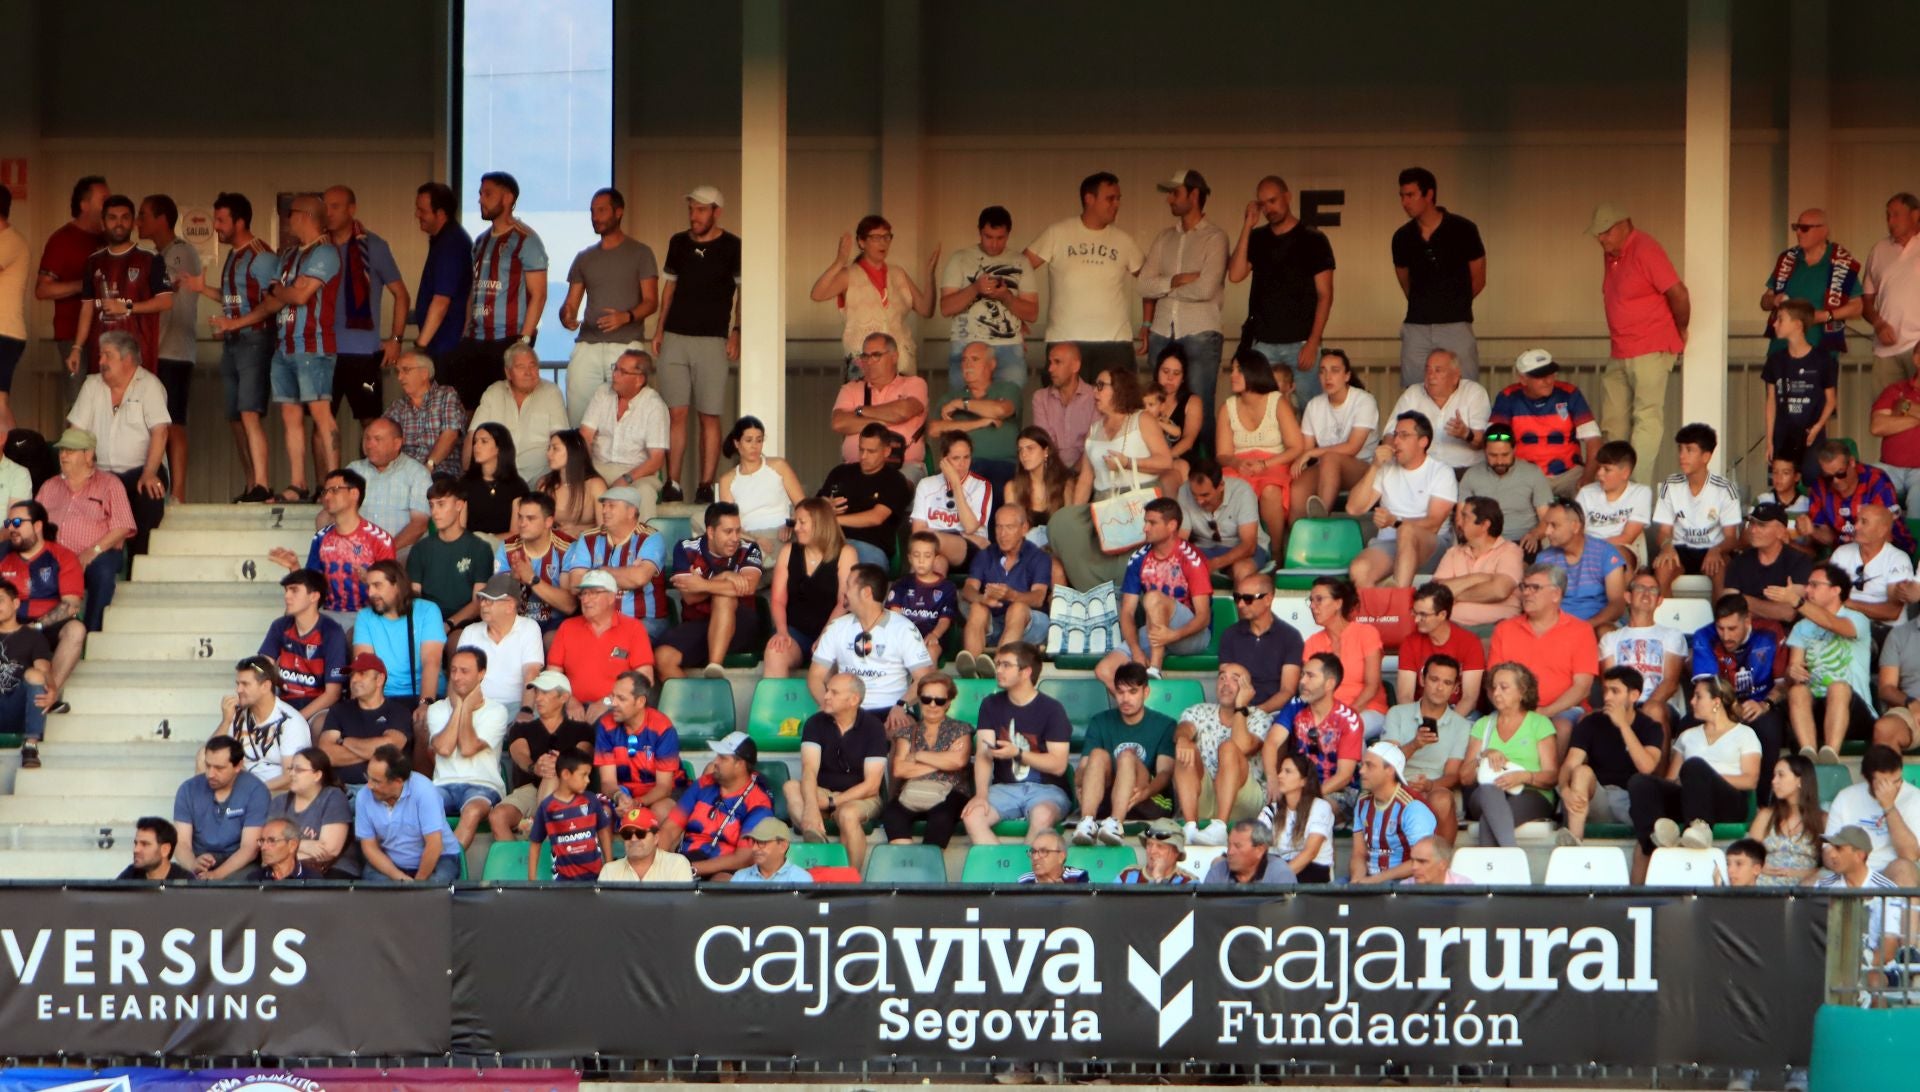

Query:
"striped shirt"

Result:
[[1352, 790, 1437, 878], [529, 790, 612, 881], [592, 706, 685, 796], [561, 529, 670, 621], [494, 531, 576, 631], [1490, 381, 1601, 477], [221, 238, 279, 323], [1817, 869, 1905, 964], [276, 239, 341, 355], [34, 470, 134, 555], [467, 221, 548, 341], [305, 521, 396, 613]]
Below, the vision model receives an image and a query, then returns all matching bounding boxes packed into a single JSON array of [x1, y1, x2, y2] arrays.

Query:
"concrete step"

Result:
[[41, 714, 208, 743], [36, 738, 207, 763], [0, 795, 173, 825], [104, 605, 282, 634], [0, 849, 130, 879], [112, 581, 286, 604], [86, 631, 270, 662], [159, 503, 321, 528], [14, 766, 194, 798], [70, 660, 235, 681], [62, 688, 233, 717], [147, 528, 316, 557], [132, 554, 286, 584]]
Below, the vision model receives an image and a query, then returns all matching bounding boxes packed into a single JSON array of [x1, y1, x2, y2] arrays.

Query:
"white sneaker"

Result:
[[1184, 820, 1204, 846], [1192, 820, 1229, 847], [1784, 1067, 1808, 1092], [1255, 802, 1276, 833], [1146, 666, 1163, 680], [1652, 817, 1681, 848], [1726, 1070, 1755, 1092], [1096, 817, 1126, 845], [1680, 819, 1714, 850], [1070, 816, 1098, 846]]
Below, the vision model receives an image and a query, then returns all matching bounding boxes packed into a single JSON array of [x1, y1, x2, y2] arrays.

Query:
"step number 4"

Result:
[[196, 638, 214, 659]]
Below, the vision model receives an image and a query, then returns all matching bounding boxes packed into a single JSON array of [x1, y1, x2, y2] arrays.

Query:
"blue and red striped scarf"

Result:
[[342, 221, 374, 330]]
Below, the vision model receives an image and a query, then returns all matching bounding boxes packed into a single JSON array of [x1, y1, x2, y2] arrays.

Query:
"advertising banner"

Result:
[[0, 887, 450, 1057], [0, 1070, 577, 1092], [452, 887, 1823, 1066]]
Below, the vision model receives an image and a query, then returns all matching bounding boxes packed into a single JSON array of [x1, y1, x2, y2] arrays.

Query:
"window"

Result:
[[460, 0, 614, 368]]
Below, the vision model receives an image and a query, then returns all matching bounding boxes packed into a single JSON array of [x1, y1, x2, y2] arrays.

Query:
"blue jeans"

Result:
[[947, 341, 1028, 391], [851, 539, 891, 569], [219, 328, 274, 419], [1148, 330, 1224, 446], [1252, 339, 1318, 406], [364, 854, 461, 884], [82, 548, 123, 633], [0, 682, 48, 742], [987, 780, 1071, 821]]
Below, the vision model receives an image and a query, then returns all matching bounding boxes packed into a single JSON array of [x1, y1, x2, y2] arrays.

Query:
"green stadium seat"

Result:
[[1144, 679, 1206, 726], [864, 843, 949, 883], [747, 677, 813, 752], [1039, 677, 1110, 749], [481, 841, 553, 882], [951, 678, 999, 727], [646, 515, 693, 548], [757, 760, 792, 822], [961, 843, 1033, 883], [1163, 595, 1234, 671], [657, 677, 735, 749], [1816, 764, 1854, 806], [722, 595, 774, 669], [1275, 518, 1364, 590], [1067, 844, 1137, 882], [1904, 764, 1920, 791], [1908, 517, 1920, 550], [787, 843, 850, 870], [1585, 791, 1758, 842], [0, 733, 21, 750]]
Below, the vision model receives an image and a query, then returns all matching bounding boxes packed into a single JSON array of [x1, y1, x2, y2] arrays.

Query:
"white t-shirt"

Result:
[[1672, 723, 1761, 779], [1391, 381, 1491, 470], [1301, 388, 1381, 461], [941, 245, 1029, 346], [233, 699, 313, 785], [1863, 235, 1920, 359], [1826, 781, 1920, 872], [582, 385, 670, 469], [811, 611, 935, 711], [1376, 455, 1457, 521], [1600, 624, 1688, 703], [1271, 796, 1336, 868], [426, 697, 511, 793], [1652, 473, 1742, 549], [1026, 217, 1144, 342], [910, 472, 992, 536], [1576, 481, 1653, 545], [456, 616, 548, 707], [1829, 541, 1916, 626]]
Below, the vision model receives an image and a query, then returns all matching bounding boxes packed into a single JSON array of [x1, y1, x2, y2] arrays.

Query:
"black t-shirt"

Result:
[[978, 691, 1073, 791], [1219, 619, 1304, 706], [325, 699, 412, 784], [463, 474, 522, 536], [1390, 209, 1486, 325], [661, 230, 742, 338], [1722, 545, 1814, 604], [504, 717, 594, 790], [0, 626, 52, 697], [819, 462, 914, 553], [1760, 346, 1839, 450], [801, 709, 889, 793], [117, 861, 194, 881], [1567, 711, 1665, 789], [1245, 224, 1336, 344]]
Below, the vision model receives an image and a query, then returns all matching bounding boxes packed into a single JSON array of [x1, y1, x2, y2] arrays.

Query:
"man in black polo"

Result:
[[785, 672, 888, 874], [1391, 167, 1486, 387]]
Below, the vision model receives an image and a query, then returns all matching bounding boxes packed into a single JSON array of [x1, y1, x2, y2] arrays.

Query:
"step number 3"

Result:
[[196, 638, 213, 659]]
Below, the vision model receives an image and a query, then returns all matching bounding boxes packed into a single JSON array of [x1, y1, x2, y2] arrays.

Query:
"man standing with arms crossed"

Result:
[[652, 186, 740, 505], [1139, 170, 1229, 442], [446, 171, 547, 412], [322, 185, 410, 434], [561, 187, 658, 425], [173, 192, 278, 502]]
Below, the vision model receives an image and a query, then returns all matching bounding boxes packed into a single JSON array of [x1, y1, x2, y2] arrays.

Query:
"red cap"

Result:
[[348, 651, 388, 675], [619, 807, 660, 833]]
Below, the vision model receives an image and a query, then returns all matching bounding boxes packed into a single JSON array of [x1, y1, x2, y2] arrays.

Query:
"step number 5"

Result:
[[196, 638, 213, 659]]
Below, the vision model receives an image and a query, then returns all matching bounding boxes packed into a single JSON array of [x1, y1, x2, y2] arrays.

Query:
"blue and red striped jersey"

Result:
[[1489, 381, 1598, 477], [528, 790, 613, 881], [467, 221, 548, 341], [672, 535, 764, 623], [561, 529, 669, 620], [305, 521, 395, 613], [257, 614, 349, 703], [1352, 790, 1437, 877], [276, 239, 341, 355], [221, 238, 279, 322], [593, 706, 686, 795], [672, 773, 774, 863]]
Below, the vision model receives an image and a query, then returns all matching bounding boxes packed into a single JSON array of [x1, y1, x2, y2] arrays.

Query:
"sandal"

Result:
[[234, 485, 273, 504], [277, 486, 309, 503]]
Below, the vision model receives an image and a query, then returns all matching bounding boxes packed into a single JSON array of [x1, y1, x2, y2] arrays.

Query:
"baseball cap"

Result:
[[1749, 501, 1790, 525], [619, 807, 660, 833], [711, 730, 759, 765], [1155, 169, 1210, 195], [52, 427, 96, 451], [1514, 348, 1558, 377], [476, 572, 522, 601], [600, 485, 645, 510], [746, 817, 794, 843], [1586, 202, 1631, 236], [686, 185, 725, 208], [1140, 817, 1186, 850], [528, 669, 572, 693], [347, 651, 387, 675], [1367, 741, 1408, 783], [575, 569, 619, 594], [1828, 825, 1873, 855]]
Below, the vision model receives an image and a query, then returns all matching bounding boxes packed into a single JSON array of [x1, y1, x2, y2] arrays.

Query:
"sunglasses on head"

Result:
[[1142, 829, 1179, 842]]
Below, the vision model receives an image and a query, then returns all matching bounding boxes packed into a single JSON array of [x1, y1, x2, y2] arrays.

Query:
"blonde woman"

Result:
[[763, 497, 857, 678]]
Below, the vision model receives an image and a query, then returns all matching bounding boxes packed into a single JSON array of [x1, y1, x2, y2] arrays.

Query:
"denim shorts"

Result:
[[986, 609, 1050, 645], [988, 780, 1071, 820], [438, 783, 502, 814], [271, 350, 337, 405], [220, 332, 274, 418]]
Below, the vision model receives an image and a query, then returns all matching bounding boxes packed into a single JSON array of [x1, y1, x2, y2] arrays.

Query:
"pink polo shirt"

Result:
[[1602, 229, 1684, 359], [834, 374, 929, 465], [35, 471, 136, 555]]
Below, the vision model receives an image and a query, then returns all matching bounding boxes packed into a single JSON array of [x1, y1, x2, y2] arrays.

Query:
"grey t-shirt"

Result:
[[1459, 461, 1554, 541], [566, 237, 659, 345], [1380, 703, 1473, 781], [1883, 624, 1920, 701], [158, 238, 202, 363], [1178, 477, 1261, 551]]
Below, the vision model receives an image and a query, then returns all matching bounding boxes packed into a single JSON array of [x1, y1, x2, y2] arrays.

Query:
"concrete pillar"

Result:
[[1785, 0, 1830, 221], [739, 0, 789, 452], [1684, 0, 1732, 466], [879, 1, 926, 357]]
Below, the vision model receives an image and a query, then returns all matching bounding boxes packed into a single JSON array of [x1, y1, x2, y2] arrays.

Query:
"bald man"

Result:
[[337, 417, 432, 550], [1761, 207, 1863, 358]]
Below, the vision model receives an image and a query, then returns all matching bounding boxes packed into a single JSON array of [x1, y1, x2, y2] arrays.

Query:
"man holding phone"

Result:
[[1380, 654, 1472, 843]]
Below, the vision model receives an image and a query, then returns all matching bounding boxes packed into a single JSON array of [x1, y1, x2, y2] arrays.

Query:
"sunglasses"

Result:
[[622, 830, 654, 841], [1234, 592, 1269, 604], [920, 694, 952, 706], [2, 518, 25, 529], [1201, 518, 1221, 544], [1790, 223, 1823, 233], [1142, 830, 1179, 842]]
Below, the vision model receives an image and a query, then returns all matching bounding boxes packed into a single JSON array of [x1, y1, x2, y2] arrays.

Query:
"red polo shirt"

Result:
[[547, 612, 654, 705]]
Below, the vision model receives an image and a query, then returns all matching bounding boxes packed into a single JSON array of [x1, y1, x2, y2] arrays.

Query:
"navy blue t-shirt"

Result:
[[414, 222, 474, 354], [977, 691, 1072, 791], [886, 576, 960, 637]]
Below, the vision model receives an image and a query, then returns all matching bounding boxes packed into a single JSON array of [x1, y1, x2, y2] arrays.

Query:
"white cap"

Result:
[[686, 185, 724, 208], [1514, 348, 1557, 377], [576, 569, 619, 594], [1366, 741, 1407, 783], [529, 670, 572, 693]]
